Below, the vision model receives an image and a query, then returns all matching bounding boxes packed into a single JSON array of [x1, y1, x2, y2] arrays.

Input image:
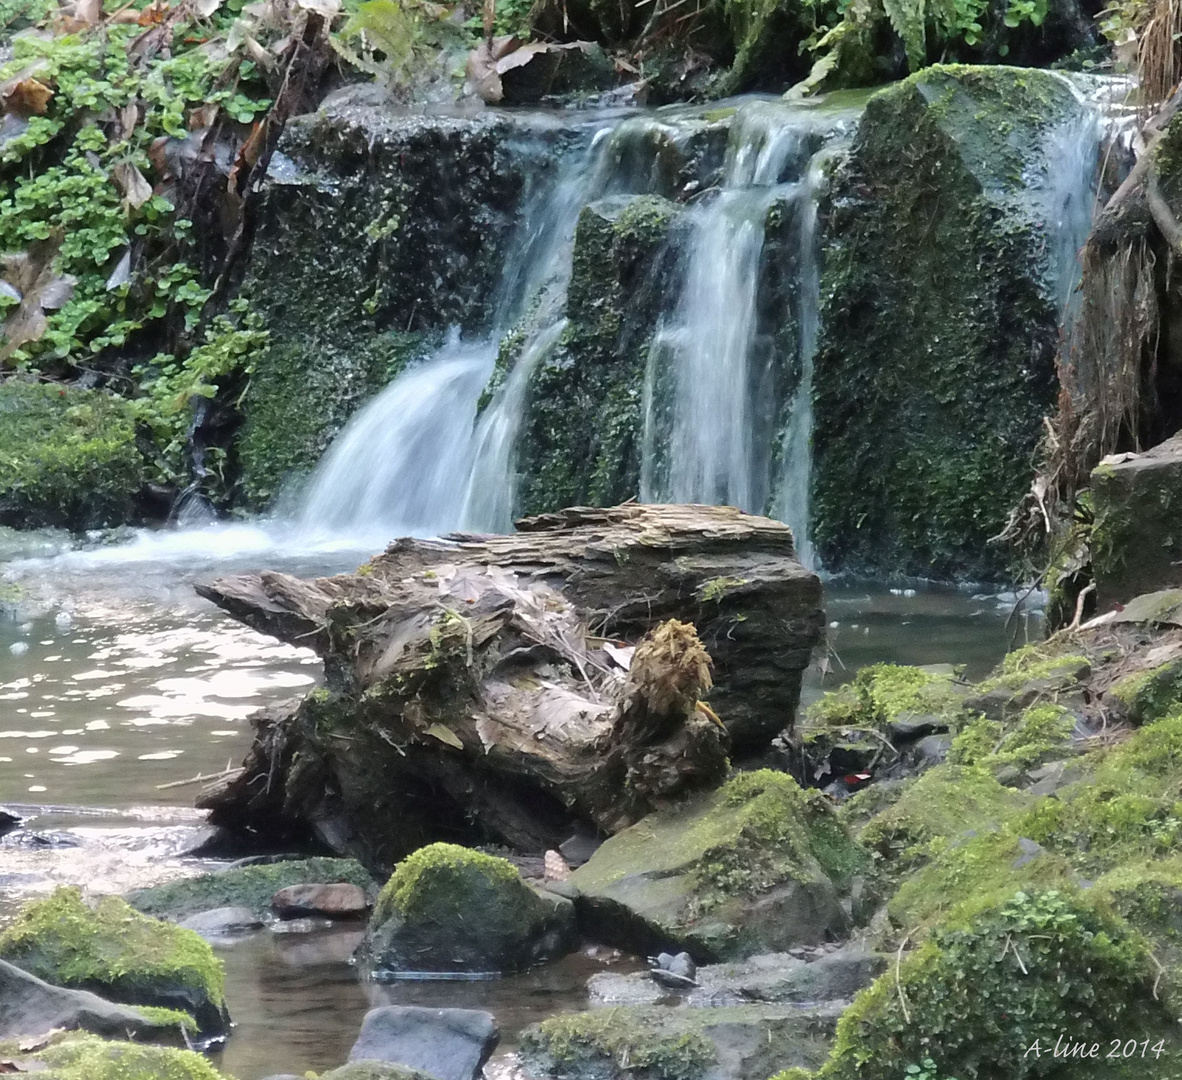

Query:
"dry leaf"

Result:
[[194, 0, 223, 15], [424, 723, 463, 750], [188, 102, 219, 130], [118, 100, 139, 139], [295, 0, 340, 16], [105, 249, 132, 291], [4, 79, 53, 117], [113, 161, 153, 208], [0, 233, 71, 364], [136, 0, 170, 25]]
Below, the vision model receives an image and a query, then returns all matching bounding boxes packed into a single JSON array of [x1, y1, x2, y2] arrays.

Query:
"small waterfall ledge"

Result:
[[235, 68, 1126, 579]]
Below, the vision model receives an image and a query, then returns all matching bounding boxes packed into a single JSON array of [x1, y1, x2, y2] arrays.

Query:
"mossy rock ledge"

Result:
[[568, 770, 872, 962], [0, 1033, 232, 1080], [813, 65, 1092, 580], [359, 844, 577, 975], [0, 381, 144, 530], [0, 888, 229, 1038]]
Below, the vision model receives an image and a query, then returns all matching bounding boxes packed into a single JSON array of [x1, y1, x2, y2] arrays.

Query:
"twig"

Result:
[[1068, 582, 1097, 631], [155, 766, 240, 790], [894, 933, 912, 1024]]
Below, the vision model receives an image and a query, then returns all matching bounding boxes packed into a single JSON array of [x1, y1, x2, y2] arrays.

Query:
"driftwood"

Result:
[[196, 504, 823, 870]]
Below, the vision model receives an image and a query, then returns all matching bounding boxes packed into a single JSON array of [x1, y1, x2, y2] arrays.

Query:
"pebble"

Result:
[[271, 882, 369, 920]]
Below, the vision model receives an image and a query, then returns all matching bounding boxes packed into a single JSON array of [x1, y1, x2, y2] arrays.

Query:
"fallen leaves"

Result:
[[0, 233, 78, 365], [466, 37, 598, 103], [112, 161, 154, 207]]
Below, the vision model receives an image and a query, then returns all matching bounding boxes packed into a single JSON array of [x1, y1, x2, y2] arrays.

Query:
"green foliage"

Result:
[[0, 886, 225, 1012], [332, 0, 467, 90], [806, 664, 963, 730], [0, 380, 143, 528], [820, 890, 1162, 1080], [131, 303, 269, 486], [0, 18, 267, 367]]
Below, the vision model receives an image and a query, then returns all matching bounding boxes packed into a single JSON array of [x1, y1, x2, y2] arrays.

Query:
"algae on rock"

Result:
[[361, 843, 577, 974], [570, 770, 871, 961], [813, 66, 1091, 579], [0, 1033, 231, 1080], [0, 888, 228, 1038]]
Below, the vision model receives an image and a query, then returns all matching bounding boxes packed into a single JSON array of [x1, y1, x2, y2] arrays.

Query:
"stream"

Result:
[[0, 521, 1041, 1077]]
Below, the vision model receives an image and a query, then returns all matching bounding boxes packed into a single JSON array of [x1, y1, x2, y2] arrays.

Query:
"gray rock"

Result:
[[522, 1002, 842, 1080], [887, 714, 948, 742], [348, 1006, 499, 1080], [179, 906, 265, 941], [559, 831, 602, 867], [0, 808, 19, 837], [914, 734, 952, 765], [0, 958, 181, 1040], [591, 946, 886, 1009], [323, 1066, 437, 1080]]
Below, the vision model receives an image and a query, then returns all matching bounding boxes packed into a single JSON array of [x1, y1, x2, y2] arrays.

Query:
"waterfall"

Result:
[[640, 102, 855, 559], [296, 125, 613, 540]]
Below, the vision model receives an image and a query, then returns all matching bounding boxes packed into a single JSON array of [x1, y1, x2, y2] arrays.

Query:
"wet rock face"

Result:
[[1091, 434, 1182, 607], [360, 844, 577, 975], [235, 104, 577, 509], [813, 65, 1091, 580], [567, 770, 870, 962]]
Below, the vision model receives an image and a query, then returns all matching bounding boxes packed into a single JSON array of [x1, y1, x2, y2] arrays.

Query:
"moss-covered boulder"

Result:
[[513, 194, 682, 516], [126, 857, 376, 921], [359, 843, 577, 975], [814, 66, 1092, 580], [0, 1033, 231, 1080], [816, 889, 1173, 1080], [521, 1002, 839, 1080], [569, 770, 871, 961], [0, 888, 228, 1038], [1091, 433, 1182, 608], [0, 381, 143, 529]]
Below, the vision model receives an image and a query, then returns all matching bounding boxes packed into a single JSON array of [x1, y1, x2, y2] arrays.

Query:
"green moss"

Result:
[[0, 382, 143, 530], [127, 857, 375, 920], [524, 1008, 717, 1080], [813, 67, 1079, 580], [132, 1005, 199, 1034], [26, 1034, 231, 1080], [1109, 662, 1182, 725], [805, 664, 964, 729], [375, 842, 521, 924], [950, 704, 1076, 772], [819, 890, 1166, 1080], [975, 642, 1091, 693], [320, 1065, 439, 1080], [515, 195, 680, 517], [0, 887, 225, 1014], [858, 764, 1031, 878]]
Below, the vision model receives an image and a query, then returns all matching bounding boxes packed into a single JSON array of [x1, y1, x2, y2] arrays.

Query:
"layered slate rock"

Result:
[[0, 888, 229, 1038], [0, 382, 143, 530], [814, 65, 1095, 580], [196, 505, 823, 866], [1091, 433, 1182, 607], [0, 959, 192, 1041], [360, 845, 575, 975], [347, 1006, 499, 1080], [568, 770, 871, 962]]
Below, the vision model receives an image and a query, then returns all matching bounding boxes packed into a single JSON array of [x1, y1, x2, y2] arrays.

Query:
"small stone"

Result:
[[348, 1006, 499, 1080], [270, 916, 334, 934], [667, 952, 696, 980], [272, 883, 369, 920], [180, 906, 265, 941]]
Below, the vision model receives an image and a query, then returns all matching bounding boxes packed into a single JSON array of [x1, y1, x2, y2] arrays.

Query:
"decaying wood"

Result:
[[196, 504, 823, 870]]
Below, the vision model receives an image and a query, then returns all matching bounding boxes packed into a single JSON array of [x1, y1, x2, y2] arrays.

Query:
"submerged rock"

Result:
[[0, 382, 143, 531], [178, 907, 266, 941], [0, 959, 192, 1041], [127, 857, 376, 920], [198, 505, 822, 865], [568, 770, 870, 961], [814, 66, 1096, 580], [520, 1001, 840, 1080], [271, 882, 369, 920], [0, 888, 229, 1038], [347, 1006, 499, 1080], [360, 844, 576, 975]]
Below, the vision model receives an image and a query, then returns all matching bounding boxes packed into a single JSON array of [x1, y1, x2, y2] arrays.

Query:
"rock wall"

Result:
[[812, 66, 1088, 580]]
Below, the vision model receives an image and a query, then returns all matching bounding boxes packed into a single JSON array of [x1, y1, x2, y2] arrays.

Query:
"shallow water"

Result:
[[0, 525, 1042, 1077]]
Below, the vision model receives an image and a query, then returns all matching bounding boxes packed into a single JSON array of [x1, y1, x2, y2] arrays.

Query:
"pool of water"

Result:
[[0, 523, 1043, 1077]]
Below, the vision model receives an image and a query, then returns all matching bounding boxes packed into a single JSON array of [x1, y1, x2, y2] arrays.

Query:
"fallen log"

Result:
[[196, 504, 823, 870]]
